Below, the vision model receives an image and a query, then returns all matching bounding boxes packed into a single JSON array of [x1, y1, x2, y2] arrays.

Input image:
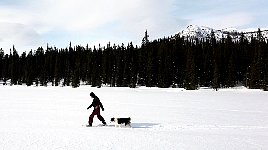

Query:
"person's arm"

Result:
[[87, 103, 93, 109], [99, 102, 104, 111]]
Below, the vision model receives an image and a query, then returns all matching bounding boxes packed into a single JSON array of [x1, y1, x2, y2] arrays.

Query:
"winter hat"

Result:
[[90, 92, 95, 97]]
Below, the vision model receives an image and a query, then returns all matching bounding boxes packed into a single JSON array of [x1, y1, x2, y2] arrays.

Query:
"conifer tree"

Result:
[[212, 62, 220, 91], [0, 48, 4, 82], [26, 50, 34, 86], [10, 46, 20, 85], [142, 30, 149, 47], [184, 47, 197, 90], [226, 52, 236, 87]]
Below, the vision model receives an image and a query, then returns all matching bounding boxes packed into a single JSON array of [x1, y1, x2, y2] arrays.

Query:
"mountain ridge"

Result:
[[176, 25, 268, 41]]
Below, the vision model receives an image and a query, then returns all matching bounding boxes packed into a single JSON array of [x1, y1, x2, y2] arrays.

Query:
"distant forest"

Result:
[[0, 30, 267, 90]]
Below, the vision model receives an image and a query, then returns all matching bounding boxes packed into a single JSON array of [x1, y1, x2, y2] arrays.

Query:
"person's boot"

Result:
[[102, 121, 107, 126]]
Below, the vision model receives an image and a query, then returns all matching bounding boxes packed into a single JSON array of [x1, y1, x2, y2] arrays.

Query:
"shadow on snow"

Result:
[[131, 123, 159, 128]]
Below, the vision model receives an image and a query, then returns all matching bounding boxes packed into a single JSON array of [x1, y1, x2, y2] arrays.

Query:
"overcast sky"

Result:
[[0, 0, 267, 54]]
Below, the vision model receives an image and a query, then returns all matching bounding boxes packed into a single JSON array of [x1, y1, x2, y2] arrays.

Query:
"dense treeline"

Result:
[[0, 31, 267, 90]]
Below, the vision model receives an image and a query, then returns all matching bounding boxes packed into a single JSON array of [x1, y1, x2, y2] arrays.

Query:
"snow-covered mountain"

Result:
[[177, 25, 268, 41]]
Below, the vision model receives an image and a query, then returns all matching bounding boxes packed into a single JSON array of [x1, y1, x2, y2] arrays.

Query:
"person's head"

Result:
[[90, 92, 96, 98]]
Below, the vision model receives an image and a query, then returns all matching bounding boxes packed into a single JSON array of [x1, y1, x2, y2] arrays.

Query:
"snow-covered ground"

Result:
[[0, 85, 267, 150]]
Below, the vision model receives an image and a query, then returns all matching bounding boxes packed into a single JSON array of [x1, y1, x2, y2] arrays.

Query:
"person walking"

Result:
[[87, 92, 106, 126]]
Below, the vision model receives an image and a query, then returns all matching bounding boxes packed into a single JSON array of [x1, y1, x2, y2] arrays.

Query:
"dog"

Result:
[[110, 117, 131, 127]]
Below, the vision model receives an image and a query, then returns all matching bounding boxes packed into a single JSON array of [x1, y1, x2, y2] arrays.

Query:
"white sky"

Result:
[[0, 0, 267, 54]]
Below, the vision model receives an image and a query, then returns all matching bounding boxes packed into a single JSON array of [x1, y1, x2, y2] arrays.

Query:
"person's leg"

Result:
[[96, 108, 106, 125], [88, 109, 97, 126]]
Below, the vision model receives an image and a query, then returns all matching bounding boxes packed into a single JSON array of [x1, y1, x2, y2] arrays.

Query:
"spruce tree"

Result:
[[10, 46, 20, 85], [26, 50, 34, 86], [142, 30, 149, 47], [184, 47, 197, 90], [0, 49, 4, 82], [212, 62, 220, 91], [226, 52, 236, 87]]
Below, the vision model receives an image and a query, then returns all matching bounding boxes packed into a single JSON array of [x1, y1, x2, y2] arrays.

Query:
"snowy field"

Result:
[[0, 85, 267, 150]]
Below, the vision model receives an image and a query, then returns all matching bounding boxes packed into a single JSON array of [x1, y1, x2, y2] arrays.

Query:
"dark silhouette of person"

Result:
[[87, 92, 106, 126]]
